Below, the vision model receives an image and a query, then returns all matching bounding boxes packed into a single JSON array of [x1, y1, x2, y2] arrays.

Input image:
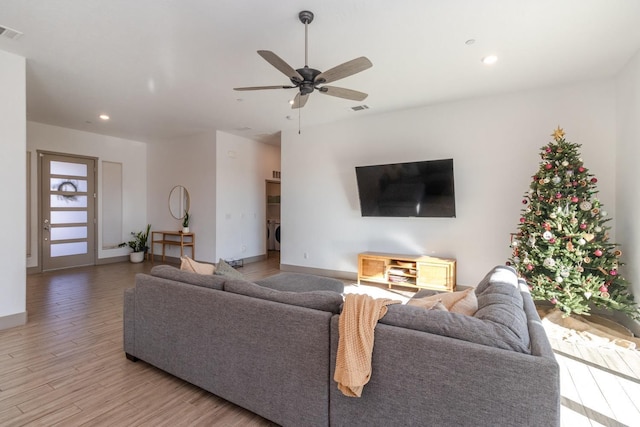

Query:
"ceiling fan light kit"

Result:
[[234, 10, 372, 109]]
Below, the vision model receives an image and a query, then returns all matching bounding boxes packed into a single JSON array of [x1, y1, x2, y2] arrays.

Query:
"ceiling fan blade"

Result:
[[320, 86, 368, 101], [315, 57, 372, 84], [234, 85, 295, 91], [291, 93, 309, 109], [258, 50, 303, 82]]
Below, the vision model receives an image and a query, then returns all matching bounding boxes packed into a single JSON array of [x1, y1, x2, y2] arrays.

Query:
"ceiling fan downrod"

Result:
[[299, 11, 313, 67]]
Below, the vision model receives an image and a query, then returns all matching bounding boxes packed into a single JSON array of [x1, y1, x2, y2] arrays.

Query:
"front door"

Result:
[[40, 152, 96, 271]]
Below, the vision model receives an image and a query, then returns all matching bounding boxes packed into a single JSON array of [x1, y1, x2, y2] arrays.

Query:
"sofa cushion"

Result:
[[408, 288, 477, 315], [214, 258, 245, 280], [180, 256, 215, 275], [255, 272, 344, 294], [150, 264, 225, 290], [224, 279, 344, 314], [379, 265, 531, 353], [474, 265, 530, 350]]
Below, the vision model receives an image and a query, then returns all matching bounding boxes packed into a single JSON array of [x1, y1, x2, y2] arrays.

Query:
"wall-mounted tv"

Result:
[[355, 158, 456, 218]]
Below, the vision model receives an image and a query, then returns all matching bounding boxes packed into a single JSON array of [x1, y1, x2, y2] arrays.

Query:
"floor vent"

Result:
[[351, 105, 370, 112], [0, 25, 23, 40]]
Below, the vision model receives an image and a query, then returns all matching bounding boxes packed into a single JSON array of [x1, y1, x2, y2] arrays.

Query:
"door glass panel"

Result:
[[50, 195, 88, 208], [50, 178, 88, 193], [51, 210, 87, 224], [50, 161, 87, 177], [50, 226, 87, 241], [50, 242, 88, 257]]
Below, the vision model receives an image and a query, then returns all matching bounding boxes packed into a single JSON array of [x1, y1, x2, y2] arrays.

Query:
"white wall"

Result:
[[216, 131, 281, 262], [26, 122, 147, 266], [146, 132, 217, 262], [281, 81, 617, 286], [0, 49, 26, 329], [616, 48, 640, 305]]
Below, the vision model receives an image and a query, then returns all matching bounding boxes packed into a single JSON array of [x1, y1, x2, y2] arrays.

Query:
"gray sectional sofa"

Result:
[[123, 264, 560, 426]]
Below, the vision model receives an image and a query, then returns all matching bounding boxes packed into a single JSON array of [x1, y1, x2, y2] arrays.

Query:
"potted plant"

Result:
[[119, 224, 151, 263], [182, 211, 190, 233]]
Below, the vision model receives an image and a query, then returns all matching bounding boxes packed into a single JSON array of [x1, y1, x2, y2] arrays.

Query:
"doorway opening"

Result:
[[266, 180, 280, 259]]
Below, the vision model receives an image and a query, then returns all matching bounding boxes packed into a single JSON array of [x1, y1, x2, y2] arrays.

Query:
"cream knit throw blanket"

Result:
[[334, 294, 401, 397]]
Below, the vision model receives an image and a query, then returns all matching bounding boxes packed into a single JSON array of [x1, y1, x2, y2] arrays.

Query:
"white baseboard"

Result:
[[0, 311, 27, 331]]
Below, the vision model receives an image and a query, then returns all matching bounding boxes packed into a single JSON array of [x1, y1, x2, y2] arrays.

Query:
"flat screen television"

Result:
[[355, 158, 456, 218]]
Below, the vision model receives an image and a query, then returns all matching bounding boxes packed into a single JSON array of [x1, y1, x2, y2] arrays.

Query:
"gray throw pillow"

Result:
[[214, 258, 245, 280]]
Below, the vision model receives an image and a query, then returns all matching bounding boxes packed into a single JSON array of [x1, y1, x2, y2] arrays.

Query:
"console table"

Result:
[[151, 230, 195, 262], [357, 251, 456, 292]]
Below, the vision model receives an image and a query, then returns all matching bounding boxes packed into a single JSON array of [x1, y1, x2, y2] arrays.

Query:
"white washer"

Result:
[[267, 219, 276, 250], [274, 220, 281, 251]]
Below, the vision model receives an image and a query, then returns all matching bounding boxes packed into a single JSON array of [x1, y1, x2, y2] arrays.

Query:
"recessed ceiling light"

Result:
[[99, 114, 110, 120], [481, 55, 498, 65]]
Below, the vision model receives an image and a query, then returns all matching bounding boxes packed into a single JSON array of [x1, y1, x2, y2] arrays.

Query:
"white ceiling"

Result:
[[1, 0, 640, 145]]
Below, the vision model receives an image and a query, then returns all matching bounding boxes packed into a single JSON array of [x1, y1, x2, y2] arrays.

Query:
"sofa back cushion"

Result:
[[150, 265, 225, 290], [379, 265, 530, 353], [224, 279, 344, 314], [474, 265, 530, 350]]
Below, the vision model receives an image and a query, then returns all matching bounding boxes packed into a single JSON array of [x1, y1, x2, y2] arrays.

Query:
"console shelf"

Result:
[[357, 251, 456, 292]]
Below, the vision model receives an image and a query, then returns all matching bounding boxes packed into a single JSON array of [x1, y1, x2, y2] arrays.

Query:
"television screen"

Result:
[[355, 158, 456, 218]]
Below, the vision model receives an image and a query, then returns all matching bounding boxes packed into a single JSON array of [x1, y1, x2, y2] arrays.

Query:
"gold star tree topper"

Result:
[[551, 126, 565, 142]]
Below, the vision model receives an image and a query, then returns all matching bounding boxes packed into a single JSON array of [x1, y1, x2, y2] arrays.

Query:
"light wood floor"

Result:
[[1, 255, 639, 426]]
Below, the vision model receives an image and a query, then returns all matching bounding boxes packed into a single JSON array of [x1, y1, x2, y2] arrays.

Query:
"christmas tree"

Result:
[[509, 127, 639, 320]]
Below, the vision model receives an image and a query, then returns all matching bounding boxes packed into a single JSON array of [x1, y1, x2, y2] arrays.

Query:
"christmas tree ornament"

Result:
[[579, 201, 592, 211], [509, 128, 639, 319], [599, 285, 608, 293]]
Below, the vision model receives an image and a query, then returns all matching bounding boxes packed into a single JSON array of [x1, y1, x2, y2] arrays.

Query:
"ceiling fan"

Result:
[[234, 10, 372, 109]]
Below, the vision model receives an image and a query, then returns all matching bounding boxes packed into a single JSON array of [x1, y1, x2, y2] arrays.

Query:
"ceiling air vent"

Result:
[[351, 105, 370, 112], [0, 25, 23, 40]]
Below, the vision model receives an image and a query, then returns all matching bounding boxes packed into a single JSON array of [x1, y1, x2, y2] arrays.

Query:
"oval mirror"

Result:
[[169, 185, 190, 220]]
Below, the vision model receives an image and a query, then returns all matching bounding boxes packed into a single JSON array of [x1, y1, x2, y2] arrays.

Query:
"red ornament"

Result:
[[599, 285, 608, 293], [594, 249, 603, 257], [555, 192, 562, 199], [520, 217, 526, 223], [591, 177, 598, 183], [522, 199, 528, 204], [572, 181, 578, 187], [571, 196, 579, 203], [545, 164, 553, 170], [550, 298, 557, 304], [578, 167, 585, 173], [610, 270, 618, 276], [579, 223, 587, 230], [549, 238, 556, 244], [526, 264, 534, 271], [545, 147, 552, 153]]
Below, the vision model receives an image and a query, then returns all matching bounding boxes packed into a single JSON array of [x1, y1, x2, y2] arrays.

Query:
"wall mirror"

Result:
[[169, 185, 190, 220]]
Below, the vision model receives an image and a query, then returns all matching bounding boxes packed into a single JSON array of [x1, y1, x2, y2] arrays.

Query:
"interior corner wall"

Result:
[[146, 132, 217, 262], [616, 48, 640, 306], [215, 131, 281, 262], [26, 122, 148, 266], [281, 80, 617, 286], [0, 49, 26, 329]]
